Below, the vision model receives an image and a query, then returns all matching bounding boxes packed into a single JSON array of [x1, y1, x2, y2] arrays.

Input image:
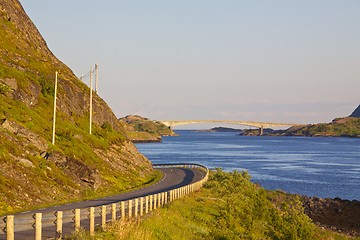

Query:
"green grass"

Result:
[[70, 170, 359, 240]]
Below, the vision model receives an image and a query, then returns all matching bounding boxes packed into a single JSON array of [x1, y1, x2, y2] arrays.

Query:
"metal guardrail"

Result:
[[0, 164, 209, 240]]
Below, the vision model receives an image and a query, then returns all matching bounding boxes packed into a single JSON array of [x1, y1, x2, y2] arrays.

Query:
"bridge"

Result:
[[160, 120, 303, 135]]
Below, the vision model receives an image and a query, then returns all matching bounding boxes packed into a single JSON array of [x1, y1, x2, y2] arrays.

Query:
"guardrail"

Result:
[[0, 164, 209, 240]]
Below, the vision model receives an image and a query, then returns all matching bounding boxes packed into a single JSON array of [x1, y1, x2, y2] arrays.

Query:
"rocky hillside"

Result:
[[0, 0, 155, 215], [120, 115, 176, 142], [281, 117, 360, 137]]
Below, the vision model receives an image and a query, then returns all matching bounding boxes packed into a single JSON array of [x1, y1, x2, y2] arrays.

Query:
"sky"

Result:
[[19, 0, 360, 127]]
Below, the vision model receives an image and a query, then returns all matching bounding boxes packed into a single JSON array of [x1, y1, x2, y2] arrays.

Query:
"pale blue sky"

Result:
[[20, 0, 359, 125]]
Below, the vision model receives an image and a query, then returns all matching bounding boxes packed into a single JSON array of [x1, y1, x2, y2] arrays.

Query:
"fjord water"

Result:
[[136, 130, 360, 200]]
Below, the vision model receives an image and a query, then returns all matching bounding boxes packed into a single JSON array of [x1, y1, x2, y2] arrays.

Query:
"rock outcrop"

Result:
[[303, 196, 360, 236]]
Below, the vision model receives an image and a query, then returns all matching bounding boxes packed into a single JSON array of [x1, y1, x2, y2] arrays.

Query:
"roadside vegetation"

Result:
[[69, 170, 358, 240]]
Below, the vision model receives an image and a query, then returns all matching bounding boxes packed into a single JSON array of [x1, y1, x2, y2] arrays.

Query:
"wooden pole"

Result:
[[101, 205, 106, 229], [56, 211, 63, 240], [135, 198, 138, 217], [35, 213, 42, 240], [89, 207, 95, 236], [145, 196, 149, 214], [6, 215, 14, 240], [140, 197, 144, 216], [95, 63, 99, 94], [149, 195, 153, 211], [74, 209, 80, 231], [89, 66, 93, 135], [153, 194, 157, 210], [128, 200, 133, 218], [121, 202, 125, 220], [111, 203, 116, 221], [52, 71, 58, 145]]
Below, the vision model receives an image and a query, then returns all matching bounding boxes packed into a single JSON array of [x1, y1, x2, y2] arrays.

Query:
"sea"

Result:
[[136, 130, 360, 200]]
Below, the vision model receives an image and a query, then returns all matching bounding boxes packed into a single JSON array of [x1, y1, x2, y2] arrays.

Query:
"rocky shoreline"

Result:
[[302, 196, 360, 237]]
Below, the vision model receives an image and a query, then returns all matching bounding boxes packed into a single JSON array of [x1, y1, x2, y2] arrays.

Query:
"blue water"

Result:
[[136, 130, 360, 200]]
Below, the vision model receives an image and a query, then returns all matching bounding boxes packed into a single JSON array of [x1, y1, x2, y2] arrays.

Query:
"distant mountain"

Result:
[[350, 105, 360, 118]]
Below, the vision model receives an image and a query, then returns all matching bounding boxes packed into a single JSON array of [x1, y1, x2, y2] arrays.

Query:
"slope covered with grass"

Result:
[[72, 170, 358, 240], [0, 0, 156, 215]]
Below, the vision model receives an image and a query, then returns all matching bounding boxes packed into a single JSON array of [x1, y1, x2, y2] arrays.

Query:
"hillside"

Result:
[[281, 117, 360, 137], [120, 115, 176, 142], [0, 0, 156, 215]]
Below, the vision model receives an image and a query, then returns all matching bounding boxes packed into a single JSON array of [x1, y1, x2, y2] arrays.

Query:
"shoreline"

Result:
[[301, 195, 360, 236]]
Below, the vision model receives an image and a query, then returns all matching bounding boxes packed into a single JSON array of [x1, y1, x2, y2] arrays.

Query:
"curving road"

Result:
[[0, 166, 205, 240]]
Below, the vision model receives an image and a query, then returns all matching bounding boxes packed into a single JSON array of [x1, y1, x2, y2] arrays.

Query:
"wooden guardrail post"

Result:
[[157, 193, 161, 208], [153, 194, 157, 210], [140, 197, 144, 216], [135, 198, 139, 217], [149, 195, 153, 211], [55, 211, 63, 240], [101, 205, 106, 229], [74, 209, 80, 231], [121, 201, 125, 220], [34, 213, 42, 240], [111, 203, 117, 221], [128, 200, 133, 218], [5, 215, 14, 240], [89, 207, 95, 236], [145, 196, 149, 213], [169, 190, 173, 202]]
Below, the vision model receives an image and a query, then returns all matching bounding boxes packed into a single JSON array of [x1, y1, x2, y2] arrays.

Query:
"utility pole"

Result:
[[95, 63, 99, 94], [52, 71, 58, 145], [89, 66, 93, 135]]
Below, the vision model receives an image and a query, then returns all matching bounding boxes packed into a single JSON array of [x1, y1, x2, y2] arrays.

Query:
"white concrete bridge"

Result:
[[160, 120, 303, 135]]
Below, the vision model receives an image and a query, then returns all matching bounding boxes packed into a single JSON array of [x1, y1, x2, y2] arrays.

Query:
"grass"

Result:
[[69, 170, 359, 240]]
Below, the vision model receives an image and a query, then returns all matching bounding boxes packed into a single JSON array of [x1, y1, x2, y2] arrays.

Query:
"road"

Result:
[[0, 166, 205, 240]]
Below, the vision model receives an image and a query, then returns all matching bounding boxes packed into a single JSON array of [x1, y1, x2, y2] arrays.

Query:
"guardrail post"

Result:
[[158, 193, 161, 208], [165, 192, 168, 204], [128, 200, 133, 218], [111, 203, 116, 221], [55, 211, 63, 240], [121, 201, 125, 220], [140, 197, 144, 216], [74, 209, 80, 231], [149, 195, 153, 211], [101, 205, 106, 229], [89, 207, 95, 236], [145, 196, 149, 213], [135, 198, 138, 217], [153, 194, 157, 210], [34, 213, 42, 240], [5, 215, 14, 240]]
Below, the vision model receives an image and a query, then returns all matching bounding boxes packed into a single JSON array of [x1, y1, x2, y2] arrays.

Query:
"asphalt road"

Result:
[[0, 167, 205, 240]]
